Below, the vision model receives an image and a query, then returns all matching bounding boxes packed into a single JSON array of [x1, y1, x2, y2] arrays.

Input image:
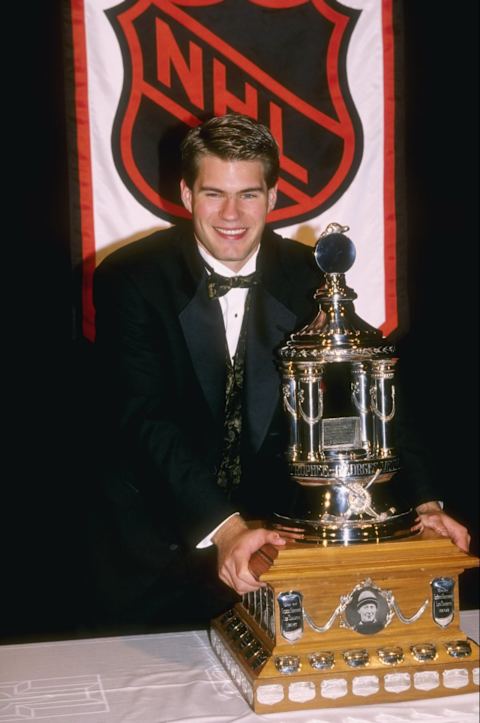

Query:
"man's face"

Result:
[[359, 603, 377, 623], [180, 155, 277, 272]]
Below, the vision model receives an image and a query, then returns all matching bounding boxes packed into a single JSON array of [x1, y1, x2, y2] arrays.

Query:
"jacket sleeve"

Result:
[[393, 360, 439, 508]]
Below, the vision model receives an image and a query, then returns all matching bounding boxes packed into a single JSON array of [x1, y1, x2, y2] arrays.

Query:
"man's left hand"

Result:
[[412, 502, 471, 552]]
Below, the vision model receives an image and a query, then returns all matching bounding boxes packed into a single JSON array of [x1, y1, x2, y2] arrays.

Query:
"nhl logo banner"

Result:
[[67, 0, 406, 341], [107, 0, 363, 224]]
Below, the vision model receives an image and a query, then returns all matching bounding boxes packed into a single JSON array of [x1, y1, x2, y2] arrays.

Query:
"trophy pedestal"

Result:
[[210, 531, 479, 713]]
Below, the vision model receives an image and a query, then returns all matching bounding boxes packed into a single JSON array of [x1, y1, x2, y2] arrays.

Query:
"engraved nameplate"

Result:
[[289, 457, 401, 479], [431, 577, 455, 627], [322, 416, 360, 450], [278, 591, 304, 641]]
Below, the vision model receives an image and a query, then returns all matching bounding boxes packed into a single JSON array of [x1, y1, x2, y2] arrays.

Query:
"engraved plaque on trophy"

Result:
[[277, 591, 303, 641]]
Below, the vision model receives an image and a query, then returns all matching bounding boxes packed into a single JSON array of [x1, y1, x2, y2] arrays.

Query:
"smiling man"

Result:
[[181, 154, 277, 270], [91, 114, 469, 632], [92, 114, 320, 629]]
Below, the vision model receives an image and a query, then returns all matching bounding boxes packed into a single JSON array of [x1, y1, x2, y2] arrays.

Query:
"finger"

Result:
[[277, 524, 304, 533], [220, 563, 258, 594], [229, 545, 265, 593], [236, 580, 262, 594], [410, 521, 424, 532], [219, 553, 245, 590], [278, 529, 305, 541], [263, 530, 287, 547], [453, 532, 471, 553], [218, 565, 235, 591], [425, 518, 448, 534], [273, 525, 305, 539], [223, 569, 261, 595], [232, 567, 263, 594], [419, 514, 448, 536]]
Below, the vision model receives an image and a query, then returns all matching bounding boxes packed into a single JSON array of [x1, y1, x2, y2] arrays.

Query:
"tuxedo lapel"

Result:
[[244, 286, 296, 452], [178, 240, 227, 423]]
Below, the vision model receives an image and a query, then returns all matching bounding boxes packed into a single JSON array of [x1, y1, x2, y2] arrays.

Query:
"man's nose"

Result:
[[219, 195, 240, 220]]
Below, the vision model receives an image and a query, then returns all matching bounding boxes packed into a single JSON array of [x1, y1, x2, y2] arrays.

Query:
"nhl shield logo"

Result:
[[107, 0, 363, 227]]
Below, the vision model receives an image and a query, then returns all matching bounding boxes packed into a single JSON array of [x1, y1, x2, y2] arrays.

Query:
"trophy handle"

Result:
[[370, 384, 396, 422]]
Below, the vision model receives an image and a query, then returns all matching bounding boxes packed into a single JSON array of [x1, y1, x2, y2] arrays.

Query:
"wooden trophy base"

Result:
[[210, 531, 479, 713]]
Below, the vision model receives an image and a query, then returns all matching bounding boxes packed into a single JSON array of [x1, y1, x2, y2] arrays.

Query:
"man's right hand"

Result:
[[213, 515, 287, 594]]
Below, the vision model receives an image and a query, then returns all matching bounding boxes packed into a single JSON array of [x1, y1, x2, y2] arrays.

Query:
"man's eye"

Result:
[[205, 192, 221, 197], [242, 193, 258, 199]]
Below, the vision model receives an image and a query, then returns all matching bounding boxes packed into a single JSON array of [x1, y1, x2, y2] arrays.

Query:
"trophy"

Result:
[[273, 222, 415, 543], [211, 226, 479, 713]]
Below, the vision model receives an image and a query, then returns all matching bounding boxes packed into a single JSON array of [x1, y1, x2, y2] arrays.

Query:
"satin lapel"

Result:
[[178, 232, 226, 423], [245, 286, 297, 453], [179, 279, 226, 422]]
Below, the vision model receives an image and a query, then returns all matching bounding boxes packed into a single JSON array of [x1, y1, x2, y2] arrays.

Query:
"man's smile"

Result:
[[214, 227, 248, 237]]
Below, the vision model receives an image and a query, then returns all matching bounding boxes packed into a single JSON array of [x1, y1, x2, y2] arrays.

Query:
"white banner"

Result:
[[68, 0, 405, 340]]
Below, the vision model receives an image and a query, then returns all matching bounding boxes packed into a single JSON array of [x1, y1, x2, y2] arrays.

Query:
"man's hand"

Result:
[[412, 501, 471, 553], [213, 515, 287, 594]]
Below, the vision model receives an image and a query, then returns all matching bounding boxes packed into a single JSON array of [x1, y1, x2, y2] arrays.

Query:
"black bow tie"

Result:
[[206, 271, 259, 299]]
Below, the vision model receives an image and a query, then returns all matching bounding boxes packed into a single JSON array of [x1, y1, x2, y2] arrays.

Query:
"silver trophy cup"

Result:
[[272, 225, 417, 543]]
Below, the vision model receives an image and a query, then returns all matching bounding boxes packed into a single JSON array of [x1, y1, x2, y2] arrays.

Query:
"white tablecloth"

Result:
[[0, 611, 478, 723]]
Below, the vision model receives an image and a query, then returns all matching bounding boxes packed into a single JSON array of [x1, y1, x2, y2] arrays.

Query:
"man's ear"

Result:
[[180, 179, 192, 212], [267, 184, 278, 212]]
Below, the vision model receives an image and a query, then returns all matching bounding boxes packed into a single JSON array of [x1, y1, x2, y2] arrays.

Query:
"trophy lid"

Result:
[[314, 227, 356, 274], [280, 224, 392, 362]]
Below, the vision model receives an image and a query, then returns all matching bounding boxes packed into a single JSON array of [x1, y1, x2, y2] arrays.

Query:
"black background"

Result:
[[2, 2, 477, 641]]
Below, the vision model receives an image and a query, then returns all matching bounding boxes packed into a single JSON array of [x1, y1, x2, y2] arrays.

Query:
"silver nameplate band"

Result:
[[275, 655, 301, 674], [343, 648, 369, 667], [278, 591, 304, 641], [431, 577, 455, 627], [308, 651, 335, 670], [444, 640, 472, 658], [377, 646, 404, 665], [410, 643, 437, 662]]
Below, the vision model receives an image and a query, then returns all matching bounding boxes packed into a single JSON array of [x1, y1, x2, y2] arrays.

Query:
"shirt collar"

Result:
[[197, 243, 259, 278]]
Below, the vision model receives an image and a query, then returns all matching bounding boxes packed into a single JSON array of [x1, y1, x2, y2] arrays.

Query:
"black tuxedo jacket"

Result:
[[91, 224, 321, 615]]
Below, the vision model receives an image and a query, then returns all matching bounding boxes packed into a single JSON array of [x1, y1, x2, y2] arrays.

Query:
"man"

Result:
[[357, 591, 378, 625], [91, 113, 469, 630], [353, 589, 385, 634]]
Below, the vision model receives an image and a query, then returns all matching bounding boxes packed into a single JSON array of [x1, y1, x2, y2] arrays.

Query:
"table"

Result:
[[0, 611, 478, 723]]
